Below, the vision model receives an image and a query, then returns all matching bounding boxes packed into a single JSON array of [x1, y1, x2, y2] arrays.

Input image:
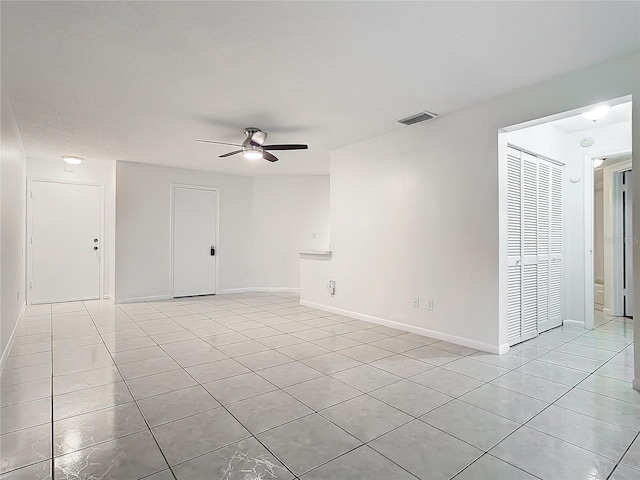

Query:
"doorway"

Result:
[[171, 184, 219, 298], [28, 179, 103, 304], [499, 97, 632, 348]]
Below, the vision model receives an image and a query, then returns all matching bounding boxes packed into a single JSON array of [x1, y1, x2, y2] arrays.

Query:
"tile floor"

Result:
[[0, 293, 638, 479]]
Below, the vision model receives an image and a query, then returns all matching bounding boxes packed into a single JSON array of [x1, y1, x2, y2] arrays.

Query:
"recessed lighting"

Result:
[[243, 148, 263, 160], [62, 155, 83, 165], [593, 158, 605, 168], [581, 105, 611, 122]]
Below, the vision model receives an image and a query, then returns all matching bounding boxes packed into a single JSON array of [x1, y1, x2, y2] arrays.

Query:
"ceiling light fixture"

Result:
[[593, 158, 605, 169], [62, 155, 83, 165], [243, 147, 263, 160], [581, 105, 611, 122]]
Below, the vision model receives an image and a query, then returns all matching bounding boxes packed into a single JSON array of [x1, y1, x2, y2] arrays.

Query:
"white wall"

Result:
[[115, 161, 253, 301], [250, 176, 329, 290], [300, 51, 640, 354], [26, 158, 116, 299], [1, 79, 27, 366]]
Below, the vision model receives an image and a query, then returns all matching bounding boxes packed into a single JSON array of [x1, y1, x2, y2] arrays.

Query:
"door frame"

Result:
[[584, 152, 632, 327], [169, 183, 220, 299], [27, 178, 105, 305]]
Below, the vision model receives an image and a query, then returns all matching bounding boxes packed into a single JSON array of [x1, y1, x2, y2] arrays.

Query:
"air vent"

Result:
[[397, 110, 438, 126]]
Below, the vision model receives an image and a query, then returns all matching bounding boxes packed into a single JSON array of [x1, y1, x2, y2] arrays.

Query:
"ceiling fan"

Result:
[[195, 127, 308, 162]]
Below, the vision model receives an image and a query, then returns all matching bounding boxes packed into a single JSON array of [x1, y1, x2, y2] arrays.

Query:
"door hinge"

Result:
[[30, 236, 33, 245], [30, 280, 33, 289], [30, 191, 33, 199]]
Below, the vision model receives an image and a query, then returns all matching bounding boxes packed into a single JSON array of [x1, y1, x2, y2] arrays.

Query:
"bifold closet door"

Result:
[[536, 161, 551, 332], [521, 153, 539, 342], [506, 149, 523, 345], [506, 147, 564, 346]]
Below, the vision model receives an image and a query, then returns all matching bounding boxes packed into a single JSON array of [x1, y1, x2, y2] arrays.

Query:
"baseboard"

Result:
[[300, 300, 504, 354], [634, 378, 640, 392], [217, 287, 300, 294], [0, 303, 25, 375], [216, 288, 254, 294], [115, 295, 172, 304], [563, 319, 586, 328], [603, 307, 613, 316], [103, 294, 114, 301], [115, 288, 300, 303]]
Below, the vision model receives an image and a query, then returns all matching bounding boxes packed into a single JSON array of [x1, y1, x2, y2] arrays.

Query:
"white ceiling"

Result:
[[2, 1, 639, 176], [550, 102, 632, 133]]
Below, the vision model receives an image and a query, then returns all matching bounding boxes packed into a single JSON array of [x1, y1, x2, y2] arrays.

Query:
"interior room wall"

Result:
[[115, 161, 253, 302], [300, 52, 639, 354], [1, 79, 27, 367], [250, 176, 330, 290], [26, 158, 116, 299]]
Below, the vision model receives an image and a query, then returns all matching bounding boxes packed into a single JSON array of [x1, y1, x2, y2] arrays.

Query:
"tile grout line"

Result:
[[85, 300, 179, 480]]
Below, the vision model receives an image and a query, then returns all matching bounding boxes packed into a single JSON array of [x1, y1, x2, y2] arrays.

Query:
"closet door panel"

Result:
[[521, 153, 538, 341], [506, 149, 523, 345]]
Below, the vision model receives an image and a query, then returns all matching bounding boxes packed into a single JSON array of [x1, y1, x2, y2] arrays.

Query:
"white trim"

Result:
[[170, 184, 220, 299], [599, 154, 633, 320], [103, 295, 114, 301], [218, 287, 300, 294], [563, 319, 586, 328], [0, 303, 25, 374], [115, 295, 172, 304], [27, 178, 105, 305], [300, 300, 506, 354], [633, 378, 640, 392]]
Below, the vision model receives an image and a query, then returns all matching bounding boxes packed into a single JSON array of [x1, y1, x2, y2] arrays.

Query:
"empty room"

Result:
[[1, 2, 640, 479]]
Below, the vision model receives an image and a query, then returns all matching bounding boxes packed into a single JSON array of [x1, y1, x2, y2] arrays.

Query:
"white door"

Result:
[[537, 160, 551, 332], [506, 148, 523, 345], [172, 186, 217, 297], [521, 153, 539, 341], [30, 181, 101, 304], [539, 160, 564, 332]]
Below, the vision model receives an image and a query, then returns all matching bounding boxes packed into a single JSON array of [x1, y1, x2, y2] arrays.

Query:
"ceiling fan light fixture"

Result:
[[581, 105, 611, 122], [243, 148, 263, 160], [62, 155, 83, 165]]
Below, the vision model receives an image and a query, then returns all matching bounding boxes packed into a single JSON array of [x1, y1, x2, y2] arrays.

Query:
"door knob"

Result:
[[94, 238, 99, 243], [94, 246, 98, 251], [210, 246, 216, 256]]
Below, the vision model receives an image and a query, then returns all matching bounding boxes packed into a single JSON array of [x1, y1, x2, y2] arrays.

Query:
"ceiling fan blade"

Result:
[[262, 144, 308, 151], [218, 150, 243, 158], [263, 151, 279, 162], [195, 139, 242, 147]]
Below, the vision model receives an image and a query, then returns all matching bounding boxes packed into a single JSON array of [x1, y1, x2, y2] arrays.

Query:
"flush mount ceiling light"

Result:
[[61, 155, 83, 165], [593, 158, 605, 169], [242, 146, 263, 160], [581, 105, 611, 122]]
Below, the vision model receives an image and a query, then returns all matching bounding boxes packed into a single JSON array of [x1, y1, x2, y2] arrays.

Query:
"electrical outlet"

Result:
[[328, 280, 336, 296], [427, 299, 434, 311], [413, 297, 420, 308]]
